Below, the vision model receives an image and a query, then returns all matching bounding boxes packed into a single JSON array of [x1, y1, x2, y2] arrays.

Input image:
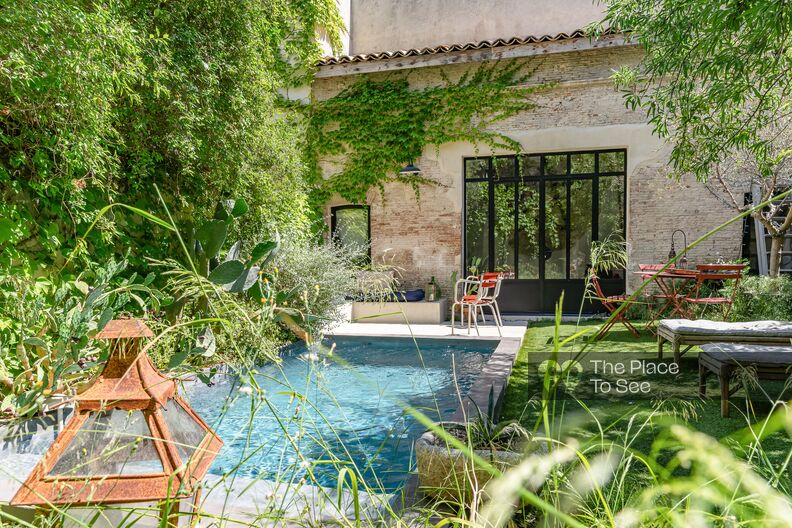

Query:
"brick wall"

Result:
[[315, 46, 745, 304]]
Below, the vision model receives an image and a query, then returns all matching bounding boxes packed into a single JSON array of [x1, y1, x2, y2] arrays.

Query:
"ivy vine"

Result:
[[305, 60, 549, 210]]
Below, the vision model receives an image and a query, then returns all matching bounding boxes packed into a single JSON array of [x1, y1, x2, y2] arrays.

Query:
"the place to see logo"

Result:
[[528, 352, 689, 400]]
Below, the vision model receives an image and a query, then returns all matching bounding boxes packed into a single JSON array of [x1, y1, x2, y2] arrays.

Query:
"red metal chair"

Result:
[[638, 263, 675, 333], [591, 271, 640, 339], [451, 277, 481, 335], [451, 273, 503, 336], [686, 264, 746, 319], [474, 272, 504, 327]]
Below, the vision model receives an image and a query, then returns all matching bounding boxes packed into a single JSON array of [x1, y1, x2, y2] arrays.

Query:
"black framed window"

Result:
[[331, 205, 371, 263], [463, 150, 627, 279]]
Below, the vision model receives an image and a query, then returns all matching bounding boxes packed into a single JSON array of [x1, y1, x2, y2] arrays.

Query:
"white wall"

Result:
[[349, 0, 604, 54]]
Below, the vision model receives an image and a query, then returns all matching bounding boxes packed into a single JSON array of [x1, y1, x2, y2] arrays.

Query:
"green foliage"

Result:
[[730, 275, 792, 322], [305, 61, 547, 209], [0, 0, 345, 273], [589, 234, 628, 276], [593, 0, 792, 180], [270, 237, 359, 335], [0, 259, 161, 417], [0, 0, 149, 271], [161, 198, 282, 322]]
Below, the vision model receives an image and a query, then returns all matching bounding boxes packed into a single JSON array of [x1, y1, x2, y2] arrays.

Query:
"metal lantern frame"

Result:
[[11, 319, 223, 526]]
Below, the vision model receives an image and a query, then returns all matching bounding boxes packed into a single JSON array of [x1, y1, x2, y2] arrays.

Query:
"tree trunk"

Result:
[[769, 235, 783, 277]]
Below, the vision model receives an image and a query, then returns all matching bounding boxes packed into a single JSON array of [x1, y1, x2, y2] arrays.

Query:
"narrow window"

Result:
[[331, 205, 371, 263]]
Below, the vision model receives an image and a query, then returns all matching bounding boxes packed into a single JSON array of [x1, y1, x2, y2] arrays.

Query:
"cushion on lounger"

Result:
[[699, 343, 792, 366], [700, 343, 792, 355], [659, 319, 792, 338]]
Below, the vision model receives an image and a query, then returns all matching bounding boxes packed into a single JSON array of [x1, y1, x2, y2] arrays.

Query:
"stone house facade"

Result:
[[312, 0, 743, 313]]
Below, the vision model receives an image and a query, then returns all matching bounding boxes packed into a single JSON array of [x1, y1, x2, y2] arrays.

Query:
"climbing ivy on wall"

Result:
[[305, 60, 549, 210]]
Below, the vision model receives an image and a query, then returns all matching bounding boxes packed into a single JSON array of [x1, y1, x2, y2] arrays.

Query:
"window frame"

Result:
[[463, 149, 627, 280], [330, 204, 372, 263]]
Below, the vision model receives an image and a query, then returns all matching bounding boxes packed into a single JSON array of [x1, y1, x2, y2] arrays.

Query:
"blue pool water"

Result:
[[185, 336, 496, 491]]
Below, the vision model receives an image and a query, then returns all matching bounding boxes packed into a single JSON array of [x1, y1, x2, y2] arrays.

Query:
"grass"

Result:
[[502, 320, 792, 482]]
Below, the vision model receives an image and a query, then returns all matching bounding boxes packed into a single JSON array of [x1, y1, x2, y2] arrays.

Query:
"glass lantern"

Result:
[[11, 319, 223, 528]]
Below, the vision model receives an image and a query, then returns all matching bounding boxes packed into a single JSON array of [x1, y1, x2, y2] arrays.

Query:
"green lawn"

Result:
[[501, 320, 792, 479]]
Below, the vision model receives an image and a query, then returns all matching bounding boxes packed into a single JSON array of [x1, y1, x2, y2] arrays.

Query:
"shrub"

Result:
[[270, 238, 358, 334], [730, 275, 792, 322], [0, 259, 160, 417], [0, 0, 343, 274]]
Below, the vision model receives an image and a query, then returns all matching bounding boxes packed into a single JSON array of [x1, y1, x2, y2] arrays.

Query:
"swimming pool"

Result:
[[185, 336, 497, 491]]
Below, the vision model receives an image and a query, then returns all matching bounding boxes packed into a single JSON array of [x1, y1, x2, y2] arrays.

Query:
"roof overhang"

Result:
[[315, 32, 634, 79]]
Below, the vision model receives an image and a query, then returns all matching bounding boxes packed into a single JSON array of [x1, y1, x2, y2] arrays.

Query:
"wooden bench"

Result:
[[657, 319, 792, 363], [698, 344, 792, 417]]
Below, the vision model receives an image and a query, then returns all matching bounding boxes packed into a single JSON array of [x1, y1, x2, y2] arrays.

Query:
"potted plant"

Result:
[[415, 393, 543, 501]]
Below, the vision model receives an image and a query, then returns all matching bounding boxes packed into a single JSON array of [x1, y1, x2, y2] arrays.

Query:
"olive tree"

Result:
[[708, 122, 792, 276], [592, 0, 791, 180]]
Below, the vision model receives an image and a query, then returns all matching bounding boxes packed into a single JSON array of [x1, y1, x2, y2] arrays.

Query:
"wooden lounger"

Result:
[[657, 319, 792, 363], [698, 343, 792, 417]]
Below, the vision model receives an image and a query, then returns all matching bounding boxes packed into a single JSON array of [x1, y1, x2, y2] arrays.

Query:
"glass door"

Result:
[[463, 150, 626, 313]]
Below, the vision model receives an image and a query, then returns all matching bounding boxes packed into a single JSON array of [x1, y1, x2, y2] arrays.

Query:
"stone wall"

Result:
[[314, 45, 744, 302]]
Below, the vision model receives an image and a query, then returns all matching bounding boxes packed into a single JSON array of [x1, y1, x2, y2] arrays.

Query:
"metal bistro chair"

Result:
[[686, 264, 746, 319], [591, 271, 639, 339], [476, 272, 505, 328], [451, 273, 503, 336]]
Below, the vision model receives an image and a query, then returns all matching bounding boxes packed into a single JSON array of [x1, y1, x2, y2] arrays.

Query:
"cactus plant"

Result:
[[165, 198, 283, 320]]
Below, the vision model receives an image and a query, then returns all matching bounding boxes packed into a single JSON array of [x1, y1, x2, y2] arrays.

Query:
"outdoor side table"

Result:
[[698, 344, 792, 417]]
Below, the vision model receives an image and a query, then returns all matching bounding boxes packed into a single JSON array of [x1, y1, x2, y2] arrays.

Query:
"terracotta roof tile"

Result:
[[317, 29, 607, 66]]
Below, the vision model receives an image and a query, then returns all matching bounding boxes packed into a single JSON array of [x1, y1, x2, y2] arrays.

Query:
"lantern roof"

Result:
[[76, 343, 175, 410], [95, 318, 155, 339], [11, 319, 223, 507]]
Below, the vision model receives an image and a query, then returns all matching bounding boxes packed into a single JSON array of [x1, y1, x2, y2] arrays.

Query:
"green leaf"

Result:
[[98, 307, 113, 330], [0, 218, 18, 244], [73, 280, 90, 296], [197, 368, 217, 386], [208, 260, 245, 284], [250, 240, 277, 265], [195, 327, 216, 357], [225, 240, 242, 262], [248, 279, 268, 304], [226, 266, 259, 293], [168, 350, 190, 369], [196, 220, 228, 259], [231, 198, 249, 217], [23, 337, 48, 349], [84, 285, 104, 308], [213, 200, 234, 221]]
